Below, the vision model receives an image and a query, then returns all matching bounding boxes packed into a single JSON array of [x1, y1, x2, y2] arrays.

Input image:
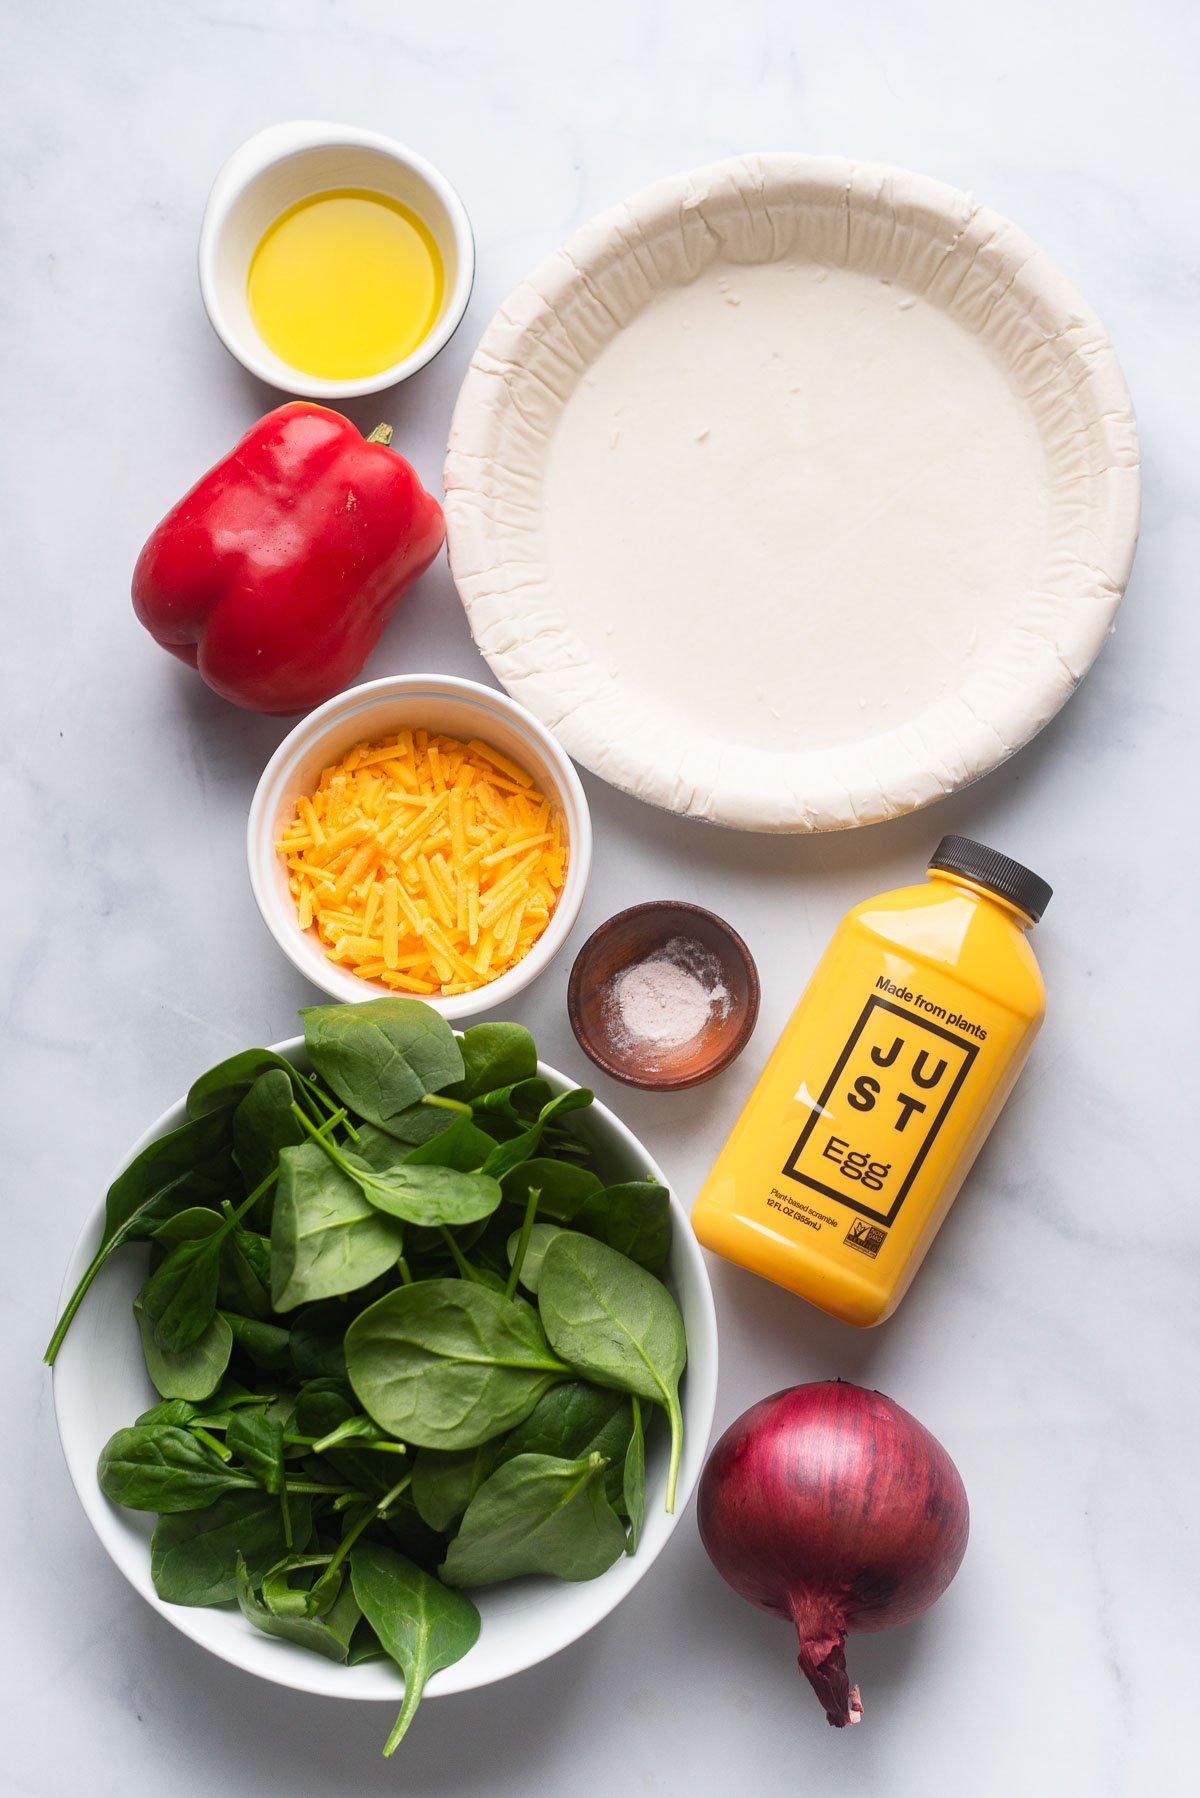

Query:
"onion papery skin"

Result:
[[697, 1381, 969, 1728]]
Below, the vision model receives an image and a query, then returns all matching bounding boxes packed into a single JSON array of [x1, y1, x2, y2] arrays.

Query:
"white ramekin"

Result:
[[199, 120, 475, 398], [247, 675, 592, 1020]]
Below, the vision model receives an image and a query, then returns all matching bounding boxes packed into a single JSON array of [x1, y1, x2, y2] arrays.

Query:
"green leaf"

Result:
[[218, 1230, 273, 1321], [458, 1022, 538, 1098], [291, 1380, 394, 1499], [399, 1118, 497, 1172], [351, 1101, 458, 1148], [349, 1543, 480, 1756], [470, 1077, 552, 1122], [440, 1453, 626, 1587], [500, 1381, 634, 1510], [536, 1232, 686, 1512], [151, 1207, 226, 1248], [342, 1151, 501, 1230], [261, 1554, 331, 1617], [97, 1425, 254, 1513], [574, 1181, 673, 1274], [539, 1089, 595, 1125], [310, 1413, 404, 1455], [134, 1397, 201, 1428], [504, 1222, 566, 1295], [501, 1158, 603, 1222], [226, 1412, 287, 1494], [270, 1142, 405, 1312], [347, 1620, 387, 1665], [300, 1114, 502, 1231], [291, 1379, 357, 1439], [235, 1554, 360, 1662], [135, 1296, 232, 1401], [187, 1048, 307, 1120], [140, 1226, 223, 1352], [476, 1089, 594, 1183], [233, 1069, 306, 1204], [623, 1398, 645, 1554], [409, 1440, 505, 1533], [301, 998, 464, 1137], [224, 1312, 291, 1371], [151, 1490, 311, 1606], [45, 1111, 233, 1364], [288, 1305, 348, 1381], [345, 1280, 568, 1450], [378, 1491, 451, 1575]]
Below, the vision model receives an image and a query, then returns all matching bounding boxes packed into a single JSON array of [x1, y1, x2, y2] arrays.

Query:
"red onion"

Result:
[[697, 1381, 968, 1727]]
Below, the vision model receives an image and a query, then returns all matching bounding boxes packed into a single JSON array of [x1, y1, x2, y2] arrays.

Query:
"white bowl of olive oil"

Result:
[[199, 120, 475, 398]]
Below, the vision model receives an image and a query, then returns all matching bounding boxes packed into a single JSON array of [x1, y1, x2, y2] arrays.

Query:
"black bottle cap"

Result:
[[928, 835, 1052, 922]]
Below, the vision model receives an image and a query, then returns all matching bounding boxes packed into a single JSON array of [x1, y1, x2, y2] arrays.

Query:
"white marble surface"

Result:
[[5, 2, 1196, 1792]]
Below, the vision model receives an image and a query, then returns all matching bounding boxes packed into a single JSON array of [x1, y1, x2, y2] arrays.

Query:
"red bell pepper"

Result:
[[132, 403, 445, 715]]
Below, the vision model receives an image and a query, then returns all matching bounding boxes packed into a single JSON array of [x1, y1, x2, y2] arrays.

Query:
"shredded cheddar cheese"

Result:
[[277, 730, 567, 996]]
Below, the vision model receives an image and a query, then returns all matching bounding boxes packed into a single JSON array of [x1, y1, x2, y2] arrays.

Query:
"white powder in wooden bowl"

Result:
[[602, 936, 731, 1063]]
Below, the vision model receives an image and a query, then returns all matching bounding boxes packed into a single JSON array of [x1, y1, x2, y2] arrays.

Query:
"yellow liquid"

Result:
[[248, 188, 444, 380]]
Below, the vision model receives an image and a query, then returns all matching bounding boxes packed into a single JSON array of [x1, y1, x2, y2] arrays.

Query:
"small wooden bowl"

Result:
[[568, 901, 760, 1091]]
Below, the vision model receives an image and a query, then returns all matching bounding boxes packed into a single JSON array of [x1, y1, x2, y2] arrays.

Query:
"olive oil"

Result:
[[248, 187, 444, 380]]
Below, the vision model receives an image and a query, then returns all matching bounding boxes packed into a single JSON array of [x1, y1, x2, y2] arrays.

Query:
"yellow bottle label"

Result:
[[781, 983, 981, 1245]]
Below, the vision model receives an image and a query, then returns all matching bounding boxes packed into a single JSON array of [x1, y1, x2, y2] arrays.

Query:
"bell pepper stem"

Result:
[[366, 424, 393, 446]]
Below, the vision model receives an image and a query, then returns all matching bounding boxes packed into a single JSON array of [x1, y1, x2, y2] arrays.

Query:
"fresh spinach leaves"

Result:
[[50, 999, 687, 1760], [345, 1280, 569, 1448], [151, 1490, 311, 1606], [537, 1231, 686, 1512], [270, 1142, 405, 1311], [302, 1000, 464, 1136], [349, 1543, 480, 1756], [235, 1553, 360, 1662], [440, 1453, 626, 1587], [44, 1111, 233, 1364], [458, 1022, 538, 1098], [98, 1425, 254, 1513]]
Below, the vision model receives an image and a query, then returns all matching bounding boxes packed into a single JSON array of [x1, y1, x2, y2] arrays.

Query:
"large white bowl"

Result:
[[52, 1043, 718, 1703], [247, 674, 592, 1022], [199, 120, 475, 399]]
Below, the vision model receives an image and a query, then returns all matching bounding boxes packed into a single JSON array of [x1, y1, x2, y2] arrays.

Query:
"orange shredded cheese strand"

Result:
[[467, 739, 534, 787], [278, 730, 566, 997]]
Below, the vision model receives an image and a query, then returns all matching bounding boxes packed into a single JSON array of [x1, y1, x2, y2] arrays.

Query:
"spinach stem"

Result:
[[291, 1075, 327, 1127], [438, 1227, 480, 1283], [396, 1256, 413, 1286], [504, 1185, 542, 1299], [285, 1431, 407, 1458], [665, 1393, 683, 1514], [420, 1093, 474, 1117], [290, 1103, 361, 1176], [191, 1425, 232, 1462], [284, 1481, 372, 1498], [298, 1074, 357, 1136], [307, 1472, 412, 1618]]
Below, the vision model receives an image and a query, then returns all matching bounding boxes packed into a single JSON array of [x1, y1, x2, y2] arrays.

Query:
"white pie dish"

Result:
[[50, 1043, 718, 1704], [444, 153, 1140, 832], [246, 674, 591, 1021]]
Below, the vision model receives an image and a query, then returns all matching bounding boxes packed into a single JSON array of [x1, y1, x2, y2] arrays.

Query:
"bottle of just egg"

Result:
[[691, 838, 1051, 1326]]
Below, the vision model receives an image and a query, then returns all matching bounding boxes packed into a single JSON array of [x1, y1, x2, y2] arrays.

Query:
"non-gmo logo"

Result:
[[844, 1219, 888, 1259]]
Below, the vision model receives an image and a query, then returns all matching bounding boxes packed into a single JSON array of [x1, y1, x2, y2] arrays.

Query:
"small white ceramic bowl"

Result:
[[199, 120, 475, 398], [248, 674, 592, 1021], [52, 1046, 718, 1705]]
